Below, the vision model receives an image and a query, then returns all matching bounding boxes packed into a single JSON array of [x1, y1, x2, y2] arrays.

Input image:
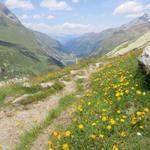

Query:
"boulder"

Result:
[[138, 46, 150, 74]]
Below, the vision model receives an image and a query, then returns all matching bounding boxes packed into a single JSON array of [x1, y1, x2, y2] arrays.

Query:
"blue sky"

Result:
[[1, 0, 150, 35]]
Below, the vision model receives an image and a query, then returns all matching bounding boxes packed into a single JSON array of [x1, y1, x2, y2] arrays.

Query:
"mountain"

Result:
[[64, 14, 150, 57], [33, 31, 74, 65], [0, 3, 73, 80], [49, 34, 78, 44], [0, 3, 21, 25]]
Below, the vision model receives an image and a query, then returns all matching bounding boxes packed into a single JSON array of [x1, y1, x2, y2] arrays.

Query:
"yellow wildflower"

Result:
[[62, 143, 69, 150], [115, 93, 120, 97], [91, 134, 96, 139], [53, 131, 58, 137], [116, 118, 119, 121], [117, 110, 121, 114], [102, 116, 107, 122], [139, 125, 144, 129], [106, 125, 112, 130], [125, 90, 129, 94], [78, 124, 84, 129], [48, 140, 53, 146], [122, 115, 127, 119], [120, 131, 127, 138], [136, 90, 141, 95], [88, 102, 91, 106], [112, 144, 119, 150], [120, 119, 125, 123], [144, 107, 149, 113], [99, 134, 104, 139], [65, 131, 71, 137], [110, 119, 116, 125], [131, 120, 136, 125], [92, 122, 96, 126], [136, 112, 142, 116]]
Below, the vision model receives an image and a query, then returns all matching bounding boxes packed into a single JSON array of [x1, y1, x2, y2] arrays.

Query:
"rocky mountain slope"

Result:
[[65, 14, 150, 57], [0, 3, 73, 80]]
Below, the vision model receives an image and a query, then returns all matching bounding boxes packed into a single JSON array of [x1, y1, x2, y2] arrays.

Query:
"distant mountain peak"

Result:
[[0, 3, 21, 25], [121, 13, 150, 30], [138, 13, 150, 22]]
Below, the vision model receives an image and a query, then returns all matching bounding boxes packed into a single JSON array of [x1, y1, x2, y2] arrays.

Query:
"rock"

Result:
[[75, 75, 88, 80], [0, 77, 29, 87], [40, 82, 54, 88], [22, 82, 31, 88], [95, 62, 104, 69], [70, 70, 78, 75], [138, 46, 150, 74], [12, 94, 32, 104]]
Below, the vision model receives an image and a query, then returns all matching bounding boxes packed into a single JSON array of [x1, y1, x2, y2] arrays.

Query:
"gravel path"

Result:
[[31, 107, 75, 150], [0, 81, 76, 150]]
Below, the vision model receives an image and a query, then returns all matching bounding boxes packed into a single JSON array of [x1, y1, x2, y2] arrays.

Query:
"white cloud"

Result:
[[33, 14, 44, 19], [21, 14, 29, 20], [5, 0, 34, 10], [22, 22, 104, 35], [125, 13, 144, 18], [146, 4, 150, 10], [20, 14, 55, 20], [113, 1, 143, 16], [40, 0, 72, 11], [72, 0, 80, 3], [113, 1, 150, 18], [47, 15, 55, 20]]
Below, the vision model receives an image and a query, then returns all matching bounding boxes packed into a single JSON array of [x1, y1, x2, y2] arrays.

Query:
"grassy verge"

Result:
[[0, 83, 42, 106], [20, 82, 64, 105], [0, 81, 64, 107], [50, 50, 150, 150]]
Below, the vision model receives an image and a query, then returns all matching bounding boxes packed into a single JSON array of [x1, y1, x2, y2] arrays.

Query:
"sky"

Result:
[[1, 0, 150, 35]]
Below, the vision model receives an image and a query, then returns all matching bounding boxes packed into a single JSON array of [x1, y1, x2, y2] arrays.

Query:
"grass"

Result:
[[2, 45, 150, 150], [49, 50, 150, 150], [0, 85, 34, 106], [20, 81, 64, 105], [76, 78, 85, 94], [0, 81, 64, 106], [0, 83, 43, 106]]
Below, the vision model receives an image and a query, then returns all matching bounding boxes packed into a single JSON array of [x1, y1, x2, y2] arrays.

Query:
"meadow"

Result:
[[49, 50, 150, 150]]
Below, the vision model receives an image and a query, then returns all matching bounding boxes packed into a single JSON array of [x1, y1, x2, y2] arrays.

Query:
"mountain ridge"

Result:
[[0, 3, 74, 80], [64, 13, 150, 57]]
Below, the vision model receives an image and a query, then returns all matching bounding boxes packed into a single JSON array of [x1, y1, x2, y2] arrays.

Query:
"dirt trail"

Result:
[[0, 81, 76, 150], [0, 61, 108, 150], [30, 62, 109, 150], [31, 107, 75, 150]]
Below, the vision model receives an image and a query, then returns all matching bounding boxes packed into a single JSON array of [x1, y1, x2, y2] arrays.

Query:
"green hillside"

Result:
[[108, 31, 150, 56], [0, 4, 73, 80], [50, 49, 150, 150]]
